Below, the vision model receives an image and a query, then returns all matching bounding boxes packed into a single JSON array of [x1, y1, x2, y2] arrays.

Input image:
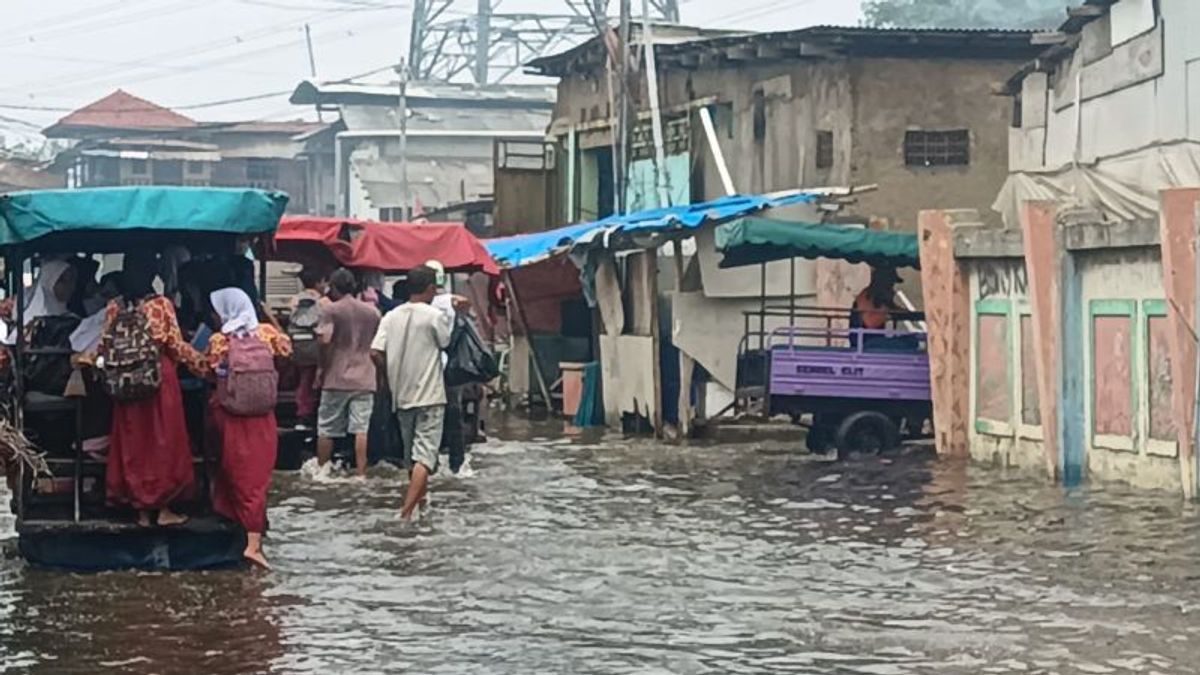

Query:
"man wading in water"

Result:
[[371, 265, 452, 519]]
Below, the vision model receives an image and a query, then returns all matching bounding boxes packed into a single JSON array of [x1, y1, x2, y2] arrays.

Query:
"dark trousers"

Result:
[[442, 385, 465, 473]]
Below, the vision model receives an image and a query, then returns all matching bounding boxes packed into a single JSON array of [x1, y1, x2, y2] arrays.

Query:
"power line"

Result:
[[0, 0, 201, 50], [175, 90, 296, 110], [0, 3, 378, 96], [0, 0, 156, 42]]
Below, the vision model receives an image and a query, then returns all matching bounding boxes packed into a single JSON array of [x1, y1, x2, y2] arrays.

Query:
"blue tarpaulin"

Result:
[[484, 221, 601, 269], [485, 191, 820, 269]]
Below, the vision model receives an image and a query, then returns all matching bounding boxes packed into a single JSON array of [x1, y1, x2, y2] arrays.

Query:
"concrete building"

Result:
[[507, 25, 1040, 429], [919, 0, 1200, 496], [288, 79, 554, 225], [45, 90, 331, 214]]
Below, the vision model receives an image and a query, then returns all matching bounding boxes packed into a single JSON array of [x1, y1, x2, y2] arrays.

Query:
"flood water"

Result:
[[1, 415, 1199, 674]]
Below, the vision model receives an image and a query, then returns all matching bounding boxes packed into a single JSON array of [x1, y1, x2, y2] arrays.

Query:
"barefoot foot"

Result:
[[243, 549, 272, 571], [157, 509, 189, 527]]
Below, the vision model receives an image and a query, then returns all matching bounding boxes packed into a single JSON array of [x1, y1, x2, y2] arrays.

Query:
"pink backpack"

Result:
[[217, 332, 278, 416]]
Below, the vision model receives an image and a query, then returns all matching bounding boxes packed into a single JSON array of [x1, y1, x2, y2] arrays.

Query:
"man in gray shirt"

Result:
[[371, 265, 452, 519], [317, 268, 380, 479]]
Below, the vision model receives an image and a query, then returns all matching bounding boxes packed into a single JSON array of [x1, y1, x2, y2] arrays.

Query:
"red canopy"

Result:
[[273, 216, 499, 275]]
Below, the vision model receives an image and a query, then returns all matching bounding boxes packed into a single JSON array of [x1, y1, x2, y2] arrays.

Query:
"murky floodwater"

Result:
[[1, 415, 1199, 674]]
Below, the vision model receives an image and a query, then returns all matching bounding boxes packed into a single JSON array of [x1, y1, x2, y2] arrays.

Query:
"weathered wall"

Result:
[[852, 57, 1020, 306], [918, 209, 972, 458], [850, 58, 1018, 232], [494, 164, 558, 235], [1010, 0, 1200, 172], [964, 256, 1046, 473], [1159, 188, 1200, 498], [1076, 246, 1180, 492], [599, 334, 658, 426]]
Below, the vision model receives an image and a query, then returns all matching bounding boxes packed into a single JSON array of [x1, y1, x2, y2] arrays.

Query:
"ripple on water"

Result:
[[0, 415, 1199, 673]]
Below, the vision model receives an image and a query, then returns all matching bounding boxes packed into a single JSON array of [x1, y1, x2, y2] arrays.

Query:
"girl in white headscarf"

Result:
[[204, 287, 292, 570], [3, 259, 79, 348], [23, 259, 77, 326]]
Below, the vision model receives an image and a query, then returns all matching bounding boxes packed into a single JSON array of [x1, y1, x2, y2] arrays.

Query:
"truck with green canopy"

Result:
[[0, 186, 288, 571]]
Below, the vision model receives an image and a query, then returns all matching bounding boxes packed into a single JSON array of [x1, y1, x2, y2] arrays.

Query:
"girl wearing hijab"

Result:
[[22, 259, 78, 326], [205, 287, 291, 570], [101, 251, 209, 528]]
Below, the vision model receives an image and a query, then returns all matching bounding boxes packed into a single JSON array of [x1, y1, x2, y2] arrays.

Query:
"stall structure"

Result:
[[485, 190, 831, 433], [485, 223, 598, 416]]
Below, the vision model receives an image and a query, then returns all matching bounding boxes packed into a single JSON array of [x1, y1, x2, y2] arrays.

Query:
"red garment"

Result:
[[209, 400, 277, 533], [106, 355, 195, 510]]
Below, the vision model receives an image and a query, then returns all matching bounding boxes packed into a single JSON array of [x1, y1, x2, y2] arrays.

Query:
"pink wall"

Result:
[[918, 209, 971, 457], [1158, 188, 1200, 498], [1019, 201, 1062, 479]]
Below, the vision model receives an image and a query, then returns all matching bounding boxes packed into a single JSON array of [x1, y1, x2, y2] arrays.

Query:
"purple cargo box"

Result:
[[767, 329, 931, 402]]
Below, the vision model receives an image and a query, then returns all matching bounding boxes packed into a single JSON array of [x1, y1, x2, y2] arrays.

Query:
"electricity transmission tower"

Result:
[[408, 0, 680, 84]]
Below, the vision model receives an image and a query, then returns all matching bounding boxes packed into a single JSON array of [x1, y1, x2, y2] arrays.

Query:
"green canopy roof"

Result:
[[0, 187, 289, 247], [715, 217, 920, 269]]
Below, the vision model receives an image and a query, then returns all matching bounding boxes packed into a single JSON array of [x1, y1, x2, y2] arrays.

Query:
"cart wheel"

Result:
[[834, 411, 899, 459]]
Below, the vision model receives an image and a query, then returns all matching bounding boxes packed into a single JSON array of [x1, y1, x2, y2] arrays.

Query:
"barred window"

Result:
[[904, 129, 969, 167], [815, 130, 834, 170]]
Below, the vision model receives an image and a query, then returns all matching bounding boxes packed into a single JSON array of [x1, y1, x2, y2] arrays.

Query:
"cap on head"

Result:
[[424, 259, 446, 287]]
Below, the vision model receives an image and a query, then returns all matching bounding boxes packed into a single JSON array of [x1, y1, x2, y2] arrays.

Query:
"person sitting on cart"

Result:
[[849, 267, 913, 351]]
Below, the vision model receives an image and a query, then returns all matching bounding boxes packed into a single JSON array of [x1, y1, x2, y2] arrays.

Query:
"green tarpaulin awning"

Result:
[[0, 186, 289, 247], [715, 217, 920, 269]]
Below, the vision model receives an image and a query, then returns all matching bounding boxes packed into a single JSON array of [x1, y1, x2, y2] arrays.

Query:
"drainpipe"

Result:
[[334, 132, 345, 217]]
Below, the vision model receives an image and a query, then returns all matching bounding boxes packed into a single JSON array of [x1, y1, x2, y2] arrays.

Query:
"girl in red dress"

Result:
[[101, 251, 209, 528], [205, 287, 291, 570]]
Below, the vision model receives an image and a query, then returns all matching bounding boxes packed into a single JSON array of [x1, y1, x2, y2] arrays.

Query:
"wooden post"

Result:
[[504, 270, 554, 412], [647, 250, 663, 436], [673, 239, 692, 437]]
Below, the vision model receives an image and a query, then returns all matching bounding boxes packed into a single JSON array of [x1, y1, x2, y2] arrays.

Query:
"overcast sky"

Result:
[[0, 0, 863, 144]]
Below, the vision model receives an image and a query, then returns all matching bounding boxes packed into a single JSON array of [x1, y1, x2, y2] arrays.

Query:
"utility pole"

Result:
[[394, 57, 410, 220], [641, 0, 669, 208], [475, 0, 492, 84], [616, 0, 631, 215], [304, 23, 323, 123]]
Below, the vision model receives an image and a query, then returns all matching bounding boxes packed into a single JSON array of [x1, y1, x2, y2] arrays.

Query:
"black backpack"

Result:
[[288, 297, 322, 366], [444, 314, 499, 387]]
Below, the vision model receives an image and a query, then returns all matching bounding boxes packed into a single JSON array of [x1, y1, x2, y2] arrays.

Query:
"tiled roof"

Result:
[[45, 90, 196, 136]]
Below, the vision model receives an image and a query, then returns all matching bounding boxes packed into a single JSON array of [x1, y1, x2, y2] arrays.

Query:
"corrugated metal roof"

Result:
[[290, 79, 557, 107], [44, 90, 196, 137], [340, 103, 549, 135], [350, 155, 493, 210], [528, 23, 1041, 77]]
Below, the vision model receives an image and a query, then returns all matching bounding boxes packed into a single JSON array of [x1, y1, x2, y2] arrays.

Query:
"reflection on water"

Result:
[[1, 415, 1199, 674]]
